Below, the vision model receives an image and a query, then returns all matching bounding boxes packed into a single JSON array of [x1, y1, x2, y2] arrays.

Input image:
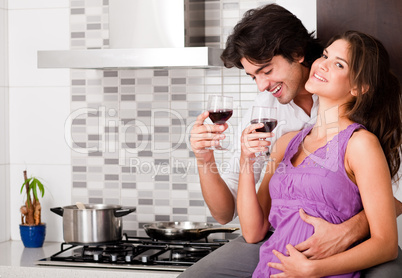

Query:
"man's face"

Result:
[[241, 55, 308, 104]]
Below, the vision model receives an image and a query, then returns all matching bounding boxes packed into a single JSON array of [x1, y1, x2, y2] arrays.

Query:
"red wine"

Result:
[[208, 109, 233, 124], [250, 118, 278, 132]]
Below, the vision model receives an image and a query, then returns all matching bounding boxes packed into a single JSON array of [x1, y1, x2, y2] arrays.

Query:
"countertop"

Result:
[[0, 240, 181, 278]]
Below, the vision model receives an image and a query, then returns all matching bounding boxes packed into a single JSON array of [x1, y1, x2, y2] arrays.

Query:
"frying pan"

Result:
[[143, 221, 239, 241]]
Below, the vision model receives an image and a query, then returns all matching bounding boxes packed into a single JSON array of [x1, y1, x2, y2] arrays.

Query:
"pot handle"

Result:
[[50, 207, 64, 216], [114, 207, 136, 217], [199, 227, 239, 234]]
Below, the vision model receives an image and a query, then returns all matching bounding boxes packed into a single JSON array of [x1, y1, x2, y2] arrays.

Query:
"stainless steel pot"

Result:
[[51, 204, 136, 244], [143, 221, 239, 241]]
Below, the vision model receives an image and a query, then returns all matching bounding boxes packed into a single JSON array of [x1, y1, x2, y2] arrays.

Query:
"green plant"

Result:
[[20, 170, 45, 225]]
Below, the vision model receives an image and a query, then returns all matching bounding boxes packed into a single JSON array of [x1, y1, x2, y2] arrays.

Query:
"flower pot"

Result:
[[19, 223, 46, 248]]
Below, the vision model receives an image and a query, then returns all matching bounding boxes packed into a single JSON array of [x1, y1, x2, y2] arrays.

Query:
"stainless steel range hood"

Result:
[[37, 0, 224, 69], [38, 47, 223, 69]]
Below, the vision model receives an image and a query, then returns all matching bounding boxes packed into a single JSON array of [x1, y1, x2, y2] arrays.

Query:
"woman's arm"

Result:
[[313, 130, 398, 275], [270, 130, 398, 277], [237, 128, 296, 243]]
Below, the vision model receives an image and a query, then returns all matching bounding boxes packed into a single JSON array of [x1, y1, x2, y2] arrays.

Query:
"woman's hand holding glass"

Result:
[[240, 121, 272, 161], [241, 106, 277, 161]]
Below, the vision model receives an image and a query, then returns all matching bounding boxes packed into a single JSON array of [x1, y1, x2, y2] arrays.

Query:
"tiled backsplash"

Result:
[[69, 0, 270, 236]]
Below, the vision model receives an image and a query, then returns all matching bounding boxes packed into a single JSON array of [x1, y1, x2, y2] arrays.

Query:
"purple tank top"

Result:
[[253, 123, 365, 278]]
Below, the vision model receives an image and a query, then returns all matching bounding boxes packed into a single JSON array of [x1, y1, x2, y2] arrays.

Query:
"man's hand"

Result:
[[190, 111, 228, 162], [294, 208, 353, 259]]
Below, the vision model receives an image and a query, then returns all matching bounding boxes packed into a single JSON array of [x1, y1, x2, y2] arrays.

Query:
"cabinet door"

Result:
[[317, 0, 402, 82]]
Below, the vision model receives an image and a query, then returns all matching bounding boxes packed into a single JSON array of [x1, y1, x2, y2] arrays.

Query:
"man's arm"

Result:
[[295, 197, 401, 259], [190, 111, 236, 224], [197, 158, 236, 224], [191, 100, 269, 224]]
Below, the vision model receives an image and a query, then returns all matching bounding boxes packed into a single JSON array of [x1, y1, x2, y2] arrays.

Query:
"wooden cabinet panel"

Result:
[[317, 0, 402, 82]]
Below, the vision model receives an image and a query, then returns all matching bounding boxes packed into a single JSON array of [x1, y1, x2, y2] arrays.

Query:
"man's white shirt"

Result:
[[220, 92, 319, 219]]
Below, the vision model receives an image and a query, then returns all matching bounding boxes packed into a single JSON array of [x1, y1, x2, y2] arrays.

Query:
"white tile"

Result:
[[8, 8, 70, 87], [0, 87, 9, 165], [0, 9, 7, 87], [0, 0, 6, 9], [0, 165, 10, 242], [9, 87, 71, 165], [8, 0, 69, 9], [9, 164, 71, 242]]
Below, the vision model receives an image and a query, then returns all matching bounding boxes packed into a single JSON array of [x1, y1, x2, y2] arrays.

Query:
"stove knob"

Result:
[[125, 255, 132, 262], [110, 254, 118, 262], [93, 253, 102, 261], [141, 255, 148, 263]]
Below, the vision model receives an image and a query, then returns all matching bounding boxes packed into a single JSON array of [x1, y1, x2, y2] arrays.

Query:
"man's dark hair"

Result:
[[221, 4, 323, 69]]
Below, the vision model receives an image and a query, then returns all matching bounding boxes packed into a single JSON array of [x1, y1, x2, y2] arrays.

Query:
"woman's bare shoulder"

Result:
[[346, 128, 384, 170], [347, 128, 380, 151]]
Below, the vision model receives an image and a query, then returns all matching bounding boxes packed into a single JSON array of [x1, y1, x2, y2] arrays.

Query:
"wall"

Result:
[[0, 0, 9, 242], [1, 0, 319, 243], [68, 0, 264, 237], [3, 0, 400, 246], [66, 0, 318, 237], [66, 0, 402, 245], [7, 0, 71, 242], [277, 0, 316, 33]]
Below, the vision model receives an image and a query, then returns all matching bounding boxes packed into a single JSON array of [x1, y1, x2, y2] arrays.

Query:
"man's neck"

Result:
[[293, 90, 314, 117]]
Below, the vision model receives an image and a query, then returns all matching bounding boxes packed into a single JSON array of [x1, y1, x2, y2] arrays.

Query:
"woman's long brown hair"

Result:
[[329, 31, 402, 180]]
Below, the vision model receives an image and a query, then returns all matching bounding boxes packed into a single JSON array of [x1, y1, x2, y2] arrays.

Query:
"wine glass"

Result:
[[250, 106, 277, 160], [206, 95, 233, 150]]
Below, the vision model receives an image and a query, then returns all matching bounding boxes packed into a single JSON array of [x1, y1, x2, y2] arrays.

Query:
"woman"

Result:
[[237, 30, 402, 277]]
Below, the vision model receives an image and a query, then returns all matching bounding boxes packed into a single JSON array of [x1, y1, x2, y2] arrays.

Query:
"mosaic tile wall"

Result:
[[69, 0, 272, 236]]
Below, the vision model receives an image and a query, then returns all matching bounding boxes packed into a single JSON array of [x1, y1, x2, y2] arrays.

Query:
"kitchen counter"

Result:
[[0, 240, 181, 278]]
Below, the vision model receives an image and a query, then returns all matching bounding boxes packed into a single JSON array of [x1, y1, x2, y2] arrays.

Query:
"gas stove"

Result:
[[36, 234, 229, 272]]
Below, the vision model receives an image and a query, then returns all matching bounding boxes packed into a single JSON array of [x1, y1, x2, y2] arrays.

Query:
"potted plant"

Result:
[[19, 170, 46, 248]]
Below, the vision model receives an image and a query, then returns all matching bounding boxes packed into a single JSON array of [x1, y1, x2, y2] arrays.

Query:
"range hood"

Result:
[[37, 0, 224, 69]]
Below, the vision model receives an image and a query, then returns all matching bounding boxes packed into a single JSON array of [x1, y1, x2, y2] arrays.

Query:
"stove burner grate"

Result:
[[47, 234, 229, 268]]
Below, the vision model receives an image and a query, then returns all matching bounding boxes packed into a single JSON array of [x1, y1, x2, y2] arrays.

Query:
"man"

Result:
[[180, 3, 402, 278]]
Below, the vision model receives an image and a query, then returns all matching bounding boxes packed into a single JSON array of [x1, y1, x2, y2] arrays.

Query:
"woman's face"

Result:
[[305, 39, 355, 103]]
